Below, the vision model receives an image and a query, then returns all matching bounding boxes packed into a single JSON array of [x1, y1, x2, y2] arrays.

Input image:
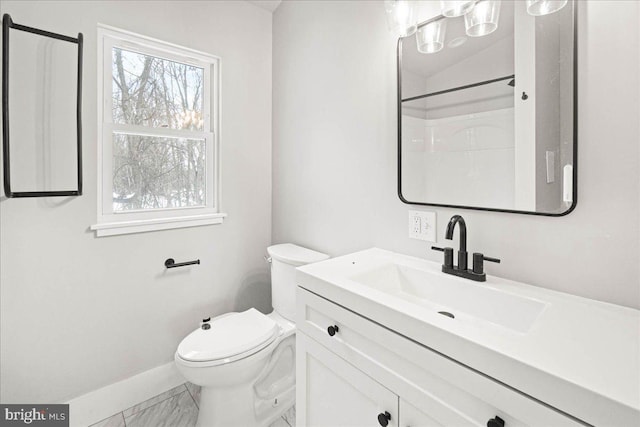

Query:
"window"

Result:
[[92, 26, 224, 237]]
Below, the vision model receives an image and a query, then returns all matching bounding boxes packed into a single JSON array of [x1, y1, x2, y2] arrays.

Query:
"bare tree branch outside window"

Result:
[[111, 48, 206, 211]]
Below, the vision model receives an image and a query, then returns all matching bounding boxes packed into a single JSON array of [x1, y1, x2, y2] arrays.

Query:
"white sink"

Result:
[[349, 262, 546, 333], [296, 248, 640, 426]]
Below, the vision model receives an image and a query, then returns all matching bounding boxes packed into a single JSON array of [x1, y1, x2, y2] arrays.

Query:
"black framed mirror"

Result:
[[2, 14, 83, 198], [397, 0, 577, 216]]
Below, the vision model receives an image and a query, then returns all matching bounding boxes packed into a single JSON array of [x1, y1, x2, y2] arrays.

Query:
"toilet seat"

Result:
[[177, 308, 280, 366]]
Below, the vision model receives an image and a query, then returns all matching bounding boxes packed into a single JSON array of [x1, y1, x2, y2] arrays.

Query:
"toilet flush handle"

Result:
[[200, 317, 211, 330], [264, 256, 272, 264]]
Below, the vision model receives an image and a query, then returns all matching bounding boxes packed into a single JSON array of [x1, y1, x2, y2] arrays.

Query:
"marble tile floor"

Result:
[[88, 383, 295, 427]]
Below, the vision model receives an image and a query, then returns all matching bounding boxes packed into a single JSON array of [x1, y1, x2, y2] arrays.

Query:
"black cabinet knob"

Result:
[[377, 411, 391, 427], [327, 325, 339, 336], [487, 416, 505, 427]]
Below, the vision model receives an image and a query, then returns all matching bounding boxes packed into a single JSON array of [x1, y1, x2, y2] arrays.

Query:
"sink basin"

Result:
[[349, 262, 546, 333]]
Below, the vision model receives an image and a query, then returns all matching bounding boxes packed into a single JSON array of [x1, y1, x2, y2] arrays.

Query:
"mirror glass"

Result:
[[6, 26, 80, 194], [399, 0, 575, 215]]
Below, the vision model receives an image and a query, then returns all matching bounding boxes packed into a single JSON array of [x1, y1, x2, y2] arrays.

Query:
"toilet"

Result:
[[175, 244, 329, 427]]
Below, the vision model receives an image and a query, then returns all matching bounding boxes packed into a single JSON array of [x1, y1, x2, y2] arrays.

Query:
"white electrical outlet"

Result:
[[412, 215, 421, 234], [408, 210, 436, 242]]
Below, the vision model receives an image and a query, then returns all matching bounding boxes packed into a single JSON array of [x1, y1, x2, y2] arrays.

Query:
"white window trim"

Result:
[[92, 24, 224, 237]]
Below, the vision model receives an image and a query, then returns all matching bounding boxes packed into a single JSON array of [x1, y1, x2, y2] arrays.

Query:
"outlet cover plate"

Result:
[[408, 210, 436, 242]]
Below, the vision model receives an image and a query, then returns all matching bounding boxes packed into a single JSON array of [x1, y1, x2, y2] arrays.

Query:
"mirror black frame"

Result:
[[2, 13, 83, 198], [397, 2, 578, 217]]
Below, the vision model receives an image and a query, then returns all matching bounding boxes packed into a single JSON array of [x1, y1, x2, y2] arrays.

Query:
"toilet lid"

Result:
[[177, 308, 278, 362]]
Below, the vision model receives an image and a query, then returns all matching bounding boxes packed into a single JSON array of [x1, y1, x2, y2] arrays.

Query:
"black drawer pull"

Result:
[[377, 411, 391, 427], [327, 325, 339, 336], [487, 416, 505, 427]]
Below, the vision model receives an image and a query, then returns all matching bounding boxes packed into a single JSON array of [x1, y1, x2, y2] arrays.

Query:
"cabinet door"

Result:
[[297, 332, 398, 427], [399, 399, 445, 427]]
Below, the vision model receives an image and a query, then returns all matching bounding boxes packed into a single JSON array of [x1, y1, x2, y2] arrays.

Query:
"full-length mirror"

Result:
[[398, 0, 576, 215]]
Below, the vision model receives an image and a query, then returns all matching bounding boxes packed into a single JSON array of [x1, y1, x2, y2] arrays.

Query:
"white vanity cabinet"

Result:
[[296, 287, 587, 427], [297, 334, 399, 427], [298, 332, 445, 427]]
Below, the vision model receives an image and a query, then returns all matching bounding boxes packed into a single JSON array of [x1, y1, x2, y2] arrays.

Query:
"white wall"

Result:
[[0, 1, 273, 403], [273, 1, 640, 309]]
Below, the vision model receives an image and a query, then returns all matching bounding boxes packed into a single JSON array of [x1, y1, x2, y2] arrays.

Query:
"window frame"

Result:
[[92, 25, 224, 237]]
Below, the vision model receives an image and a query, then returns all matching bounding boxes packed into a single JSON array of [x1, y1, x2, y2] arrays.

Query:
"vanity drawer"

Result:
[[296, 287, 587, 427]]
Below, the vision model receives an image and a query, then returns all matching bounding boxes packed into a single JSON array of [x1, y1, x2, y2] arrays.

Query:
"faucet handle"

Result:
[[472, 253, 501, 275], [432, 246, 454, 268]]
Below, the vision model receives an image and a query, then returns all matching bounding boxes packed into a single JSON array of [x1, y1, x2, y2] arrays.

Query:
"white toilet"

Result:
[[175, 244, 329, 427]]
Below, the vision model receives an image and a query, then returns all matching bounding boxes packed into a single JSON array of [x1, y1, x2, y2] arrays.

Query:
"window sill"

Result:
[[90, 213, 227, 237]]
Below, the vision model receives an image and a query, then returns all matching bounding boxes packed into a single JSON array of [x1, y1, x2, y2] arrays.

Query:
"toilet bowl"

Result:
[[175, 244, 329, 427]]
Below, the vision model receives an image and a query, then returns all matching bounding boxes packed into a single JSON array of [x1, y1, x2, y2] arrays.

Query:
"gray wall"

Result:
[[273, 1, 640, 309], [0, 1, 273, 403]]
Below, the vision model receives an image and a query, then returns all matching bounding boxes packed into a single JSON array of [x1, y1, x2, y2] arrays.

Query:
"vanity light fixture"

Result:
[[464, 0, 501, 37], [384, 0, 505, 56], [417, 19, 447, 54], [526, 0, 568, 16], [384, 0, 418, 38], [440, 0, 476, 18]]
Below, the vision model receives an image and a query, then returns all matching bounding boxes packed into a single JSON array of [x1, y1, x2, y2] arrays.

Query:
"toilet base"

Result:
[[196, 384, 294, 427]]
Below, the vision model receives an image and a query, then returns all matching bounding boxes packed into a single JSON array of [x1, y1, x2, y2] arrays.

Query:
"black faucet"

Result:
[[431, 215, 500, 282], [446, 215, 468, 270]]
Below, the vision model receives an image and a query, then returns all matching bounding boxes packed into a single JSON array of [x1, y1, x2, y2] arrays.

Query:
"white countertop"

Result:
[[296, 248, 640, 427]]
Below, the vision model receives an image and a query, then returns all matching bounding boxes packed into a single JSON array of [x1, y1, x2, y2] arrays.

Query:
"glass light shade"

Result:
[[440, 1, 476, 18], [464, 0, 501, 37], [417, 19, 447, 54], [384, 0, 418, 38], [526, 0, 568, 16]]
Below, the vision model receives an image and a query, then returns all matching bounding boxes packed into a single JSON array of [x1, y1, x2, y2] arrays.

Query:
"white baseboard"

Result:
[[66, 362, 184, 427]]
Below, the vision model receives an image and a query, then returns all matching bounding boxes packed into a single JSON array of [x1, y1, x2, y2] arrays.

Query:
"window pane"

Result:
[[112, 48, 204, 130], [112, 134, 206, 211]]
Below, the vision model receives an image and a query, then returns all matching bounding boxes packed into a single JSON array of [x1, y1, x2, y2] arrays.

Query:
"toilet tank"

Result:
[[267, 244, 329, 321]]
